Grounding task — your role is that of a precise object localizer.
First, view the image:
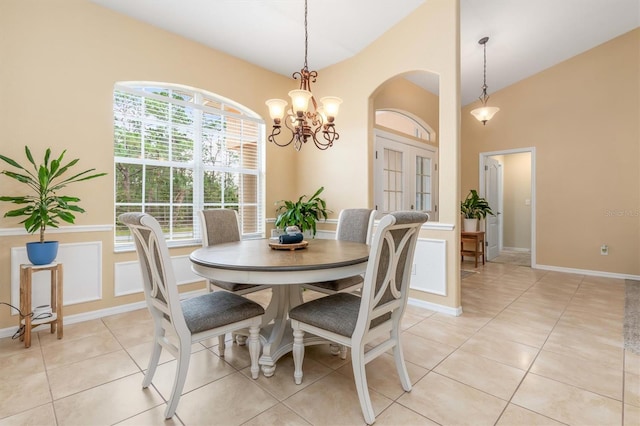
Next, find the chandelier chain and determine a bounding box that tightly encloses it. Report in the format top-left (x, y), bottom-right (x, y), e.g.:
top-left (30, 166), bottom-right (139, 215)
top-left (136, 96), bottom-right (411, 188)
top-left (303, 0), bottom-right (309, 71)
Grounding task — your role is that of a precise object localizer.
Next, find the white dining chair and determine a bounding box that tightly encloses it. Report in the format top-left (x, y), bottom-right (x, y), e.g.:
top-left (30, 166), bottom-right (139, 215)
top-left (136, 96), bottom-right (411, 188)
top-left (289, 211), bottom-right (428, 425)
top-left (199, 208), bottom-right (272, 350)
top-left (302, 208), bottom-right (376, 295)
top-left (119, 212), bottom-right (264, 419)
top-left (301, 208), bottom-right (376, 358)
top-left (199, 208), bottom-right (272, 295)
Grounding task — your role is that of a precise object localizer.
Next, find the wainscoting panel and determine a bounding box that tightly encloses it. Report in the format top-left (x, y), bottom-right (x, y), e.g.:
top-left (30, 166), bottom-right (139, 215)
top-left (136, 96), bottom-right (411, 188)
top-left (410, 238), bottom-right (447, 296)
top-left (11, 242), bottom-right (103, 314)
top-left (114, 255), bottom-right (203, 297)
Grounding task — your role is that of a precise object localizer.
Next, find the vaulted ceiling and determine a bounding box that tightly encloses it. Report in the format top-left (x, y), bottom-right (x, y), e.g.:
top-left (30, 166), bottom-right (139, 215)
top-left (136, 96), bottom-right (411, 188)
top-left (90, 0), bottom-right (639, 105)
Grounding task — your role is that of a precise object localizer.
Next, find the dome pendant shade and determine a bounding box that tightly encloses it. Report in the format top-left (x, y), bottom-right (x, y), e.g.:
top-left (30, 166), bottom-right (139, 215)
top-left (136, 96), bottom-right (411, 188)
top-left (470, 36), bottom-right (499, 125)
top-left (470, 106), bottom-right (500, 125)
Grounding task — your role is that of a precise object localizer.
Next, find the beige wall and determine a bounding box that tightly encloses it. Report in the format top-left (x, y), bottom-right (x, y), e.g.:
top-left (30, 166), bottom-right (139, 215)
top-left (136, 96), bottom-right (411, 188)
top-left (372, 75), bottom-right (440, 143)
top-left (0, 0), bottom-right (296, 329)
top-left (0, 0), bottom-right (462, 328)
top-left (462, 29), bottom-right (640, 275)
top-left (500, 153), bottom-right (532, 250)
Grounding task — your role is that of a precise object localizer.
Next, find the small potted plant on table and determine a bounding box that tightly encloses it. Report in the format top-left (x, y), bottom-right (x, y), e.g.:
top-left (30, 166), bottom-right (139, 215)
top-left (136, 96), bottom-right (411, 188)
top-left (460, 189), bottom-right (494, 232)
top-left (0, 146), bottom-right (107, 265)
top-left (274, 186), bottom-right (331, 238)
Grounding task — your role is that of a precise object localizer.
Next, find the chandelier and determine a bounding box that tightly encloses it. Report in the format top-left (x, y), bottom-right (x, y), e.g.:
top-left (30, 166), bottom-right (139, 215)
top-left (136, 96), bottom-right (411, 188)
top-left (265, 0), bottom-right (342, 151)
top-left (470, 36), bottom-right (500, 125)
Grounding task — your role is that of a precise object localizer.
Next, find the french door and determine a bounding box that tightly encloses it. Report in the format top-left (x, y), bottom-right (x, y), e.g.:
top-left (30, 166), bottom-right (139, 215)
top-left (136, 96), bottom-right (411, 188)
top-left (373, 129), bottom-right (438, 220)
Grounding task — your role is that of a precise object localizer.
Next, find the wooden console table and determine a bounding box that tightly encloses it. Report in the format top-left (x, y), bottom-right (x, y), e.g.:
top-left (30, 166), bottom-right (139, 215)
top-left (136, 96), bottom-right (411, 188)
top-left (19, 263), bottom-right (63, 348)
top-left (461, 231), bottom-right (485, 268)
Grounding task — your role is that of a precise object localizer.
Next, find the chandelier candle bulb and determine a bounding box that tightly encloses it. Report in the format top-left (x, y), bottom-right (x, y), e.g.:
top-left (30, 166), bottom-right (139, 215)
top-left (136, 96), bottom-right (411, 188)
top-left (266, 99), bottom-right (288, 121)
top-left (320, 96), bottom-right (342, 119)
top-left (289, 89), bottom-right (312, 113)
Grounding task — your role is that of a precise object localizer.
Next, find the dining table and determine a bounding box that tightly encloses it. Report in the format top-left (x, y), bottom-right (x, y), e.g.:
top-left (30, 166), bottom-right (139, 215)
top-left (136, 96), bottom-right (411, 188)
top-left (189, 237), bottom-right (370, 377)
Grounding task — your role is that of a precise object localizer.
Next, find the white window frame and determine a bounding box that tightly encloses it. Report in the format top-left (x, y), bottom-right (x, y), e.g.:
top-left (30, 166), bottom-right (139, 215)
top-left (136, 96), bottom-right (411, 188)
top-left (113, 82), bottom-right (266, 250)
top-left (373, 129), bottom-right (438, 221)
top-left (375, 108), bottom-right (436, 142)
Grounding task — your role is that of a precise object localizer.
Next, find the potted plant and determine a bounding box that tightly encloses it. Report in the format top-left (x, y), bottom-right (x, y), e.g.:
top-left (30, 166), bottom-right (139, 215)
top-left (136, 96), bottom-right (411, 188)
top-left (274, 186), bottom-right (331, 237)
top-left (460, 189), bottom-right (494, 232)
top-left (0, 146), bottom-right (107, 265)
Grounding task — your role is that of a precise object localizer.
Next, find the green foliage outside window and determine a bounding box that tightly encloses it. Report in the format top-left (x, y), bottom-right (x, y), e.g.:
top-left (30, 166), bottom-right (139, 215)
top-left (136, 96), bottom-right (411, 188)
top-left (114, 84), bottom-right (259, 243)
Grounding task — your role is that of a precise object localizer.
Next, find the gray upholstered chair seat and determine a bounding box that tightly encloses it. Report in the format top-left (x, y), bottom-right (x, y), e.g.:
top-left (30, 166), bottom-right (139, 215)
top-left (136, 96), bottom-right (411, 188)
top-left (182, 291), bottom-right (265, 333)
top-left (304, 275), bottom-right (364, 293)
top-left (209, 280), bottom-right (263, 293)
top-left (289, 292), bottom-right (391, 337)
top-left (289, 293), bottom-right (360, 337)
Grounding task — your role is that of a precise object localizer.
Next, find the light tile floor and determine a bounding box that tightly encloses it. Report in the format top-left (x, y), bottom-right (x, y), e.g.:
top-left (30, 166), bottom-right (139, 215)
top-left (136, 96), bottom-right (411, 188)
top-left (1, 261), bottom-right (638, 425)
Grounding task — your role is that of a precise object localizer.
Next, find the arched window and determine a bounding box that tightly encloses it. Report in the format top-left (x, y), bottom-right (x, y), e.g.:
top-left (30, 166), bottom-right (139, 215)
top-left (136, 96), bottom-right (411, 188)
top-left (113, 82), bottom-right (265, 248)
top-left (375, 109), bottom-right (435, 142)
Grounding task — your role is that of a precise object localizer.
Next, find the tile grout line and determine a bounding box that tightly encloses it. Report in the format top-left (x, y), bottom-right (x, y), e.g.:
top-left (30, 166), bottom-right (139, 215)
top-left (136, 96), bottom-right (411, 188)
top-left (494, 274), bottom-right (590, 425)
top-left (421, 267), bottom-right (594, 425)
top-left (443, 268), bottom-right (546, 424)
top-left (396, 265), bottom-right (545, 425)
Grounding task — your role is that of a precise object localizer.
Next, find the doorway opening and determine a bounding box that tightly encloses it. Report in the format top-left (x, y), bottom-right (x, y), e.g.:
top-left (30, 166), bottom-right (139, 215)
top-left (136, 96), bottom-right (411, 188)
top-left (479, 148), bottom-right (536, 268)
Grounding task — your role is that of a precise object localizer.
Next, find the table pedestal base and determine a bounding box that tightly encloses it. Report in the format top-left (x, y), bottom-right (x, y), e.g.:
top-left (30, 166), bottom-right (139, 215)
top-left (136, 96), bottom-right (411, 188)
top-left (259, 321), bottom-right (328, 376)
top-left (258, 284), bottom-right (329, 376)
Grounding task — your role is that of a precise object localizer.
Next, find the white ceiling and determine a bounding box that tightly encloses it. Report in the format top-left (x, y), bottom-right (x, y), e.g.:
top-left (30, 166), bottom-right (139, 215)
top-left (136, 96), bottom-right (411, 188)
top-left (90, 0), bottom-right (639, 106)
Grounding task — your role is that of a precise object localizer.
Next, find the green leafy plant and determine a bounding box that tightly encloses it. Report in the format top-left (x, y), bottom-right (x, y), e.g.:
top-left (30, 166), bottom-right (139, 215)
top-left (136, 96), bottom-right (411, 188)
top-left (0, 146), bottom-right (107, 243)
top-left (460, 189), bottom-right (495, 219)
top-left (275, 187), bottom-right (331, 237)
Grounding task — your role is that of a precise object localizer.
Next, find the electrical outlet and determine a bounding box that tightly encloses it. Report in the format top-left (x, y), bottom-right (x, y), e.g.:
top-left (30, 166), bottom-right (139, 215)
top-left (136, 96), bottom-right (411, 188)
top-left (600, 244), bottom-right (608, 255)
top-left (412, 264), bottom-right (417, 275)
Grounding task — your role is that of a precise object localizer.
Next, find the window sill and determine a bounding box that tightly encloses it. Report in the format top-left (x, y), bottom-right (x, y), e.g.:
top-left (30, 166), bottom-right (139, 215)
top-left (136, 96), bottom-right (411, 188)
top-left (115, 239), bottom-right (202, 254)
top-left (114, 235), bottom-right (266, 253)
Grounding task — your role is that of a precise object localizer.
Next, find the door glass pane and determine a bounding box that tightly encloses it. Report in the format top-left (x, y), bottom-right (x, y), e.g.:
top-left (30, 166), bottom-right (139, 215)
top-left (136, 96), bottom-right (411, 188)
top-left (415, 156), bottom-right (431, 211)
top-left (383, 148), bottom-right (403, 212)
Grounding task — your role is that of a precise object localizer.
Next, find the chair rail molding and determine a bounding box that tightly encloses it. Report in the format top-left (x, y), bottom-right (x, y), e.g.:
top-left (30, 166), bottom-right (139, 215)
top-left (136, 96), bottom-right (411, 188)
top-left (0, 224), bottom-right (113, 237)
top-left (267, 217), bottom-right (454, 232)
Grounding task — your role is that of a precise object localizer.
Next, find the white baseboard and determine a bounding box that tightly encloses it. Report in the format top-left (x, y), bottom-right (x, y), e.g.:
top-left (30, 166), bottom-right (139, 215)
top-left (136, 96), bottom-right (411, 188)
top-left (408, 297), bottom-right (462, 316)
top-left (502, 247), bottom-right (531, 253)
top-left (535, 264), bottom-right (640, 281)
top-left (0, 289), bottom-right (208, 339)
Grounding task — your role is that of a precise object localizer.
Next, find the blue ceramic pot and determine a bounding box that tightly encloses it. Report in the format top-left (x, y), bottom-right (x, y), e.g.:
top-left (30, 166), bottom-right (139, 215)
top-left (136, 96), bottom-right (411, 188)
top-left (26, 241), bottom-right (59, 265)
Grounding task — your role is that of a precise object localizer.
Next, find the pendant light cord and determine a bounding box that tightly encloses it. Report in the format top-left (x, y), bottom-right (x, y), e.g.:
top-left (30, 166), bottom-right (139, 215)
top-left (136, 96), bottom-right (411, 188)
top-left (482, 41), bottom-right (487, 92)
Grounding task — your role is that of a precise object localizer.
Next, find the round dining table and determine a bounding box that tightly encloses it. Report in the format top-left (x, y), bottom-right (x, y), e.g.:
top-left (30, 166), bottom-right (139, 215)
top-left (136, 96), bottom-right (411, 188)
top-left (189, 238), bottom-right (370, 376)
